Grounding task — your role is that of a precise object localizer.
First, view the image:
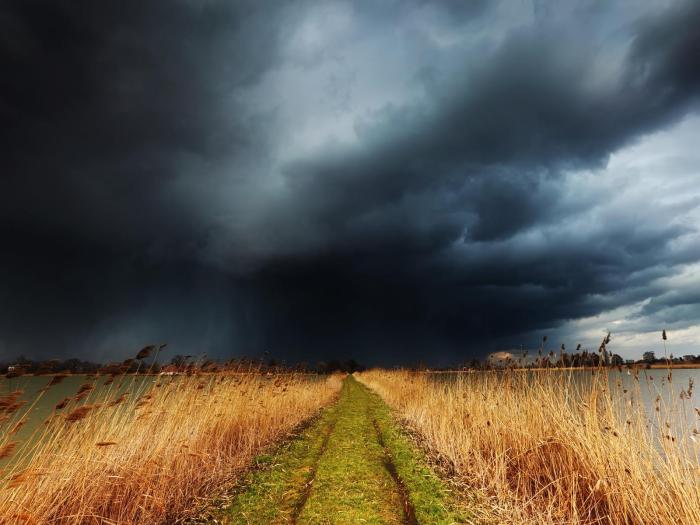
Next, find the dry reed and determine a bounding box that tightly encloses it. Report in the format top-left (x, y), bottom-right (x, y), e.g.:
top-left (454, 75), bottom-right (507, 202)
top-left (0, 366), bottom-right (342, 524)
top-left (357, 368), bottom-right (700, 525)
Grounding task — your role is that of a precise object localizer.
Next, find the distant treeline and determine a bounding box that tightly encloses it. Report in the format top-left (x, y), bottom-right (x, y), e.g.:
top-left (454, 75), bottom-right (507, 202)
top-left (0, 353), bottom-right (366, 376)
top-left (3, 331), bottom-right (692, 376)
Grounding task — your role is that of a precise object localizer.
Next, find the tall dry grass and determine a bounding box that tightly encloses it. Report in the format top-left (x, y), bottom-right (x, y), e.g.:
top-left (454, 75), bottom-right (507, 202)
top-left (0, 365), bottom-right (342, 524)
top-left (357, 368), bottom-right (700, 524)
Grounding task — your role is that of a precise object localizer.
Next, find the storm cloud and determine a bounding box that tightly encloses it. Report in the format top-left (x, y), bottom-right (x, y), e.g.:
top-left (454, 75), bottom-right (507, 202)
top-left (1, 0), bottom-right (699, 365)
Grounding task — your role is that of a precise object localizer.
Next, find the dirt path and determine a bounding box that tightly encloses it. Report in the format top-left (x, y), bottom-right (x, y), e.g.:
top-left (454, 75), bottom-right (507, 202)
top-left (293, 377), bottom-right (411, 524)
top-left (221, 377), bottom-right (465, 525)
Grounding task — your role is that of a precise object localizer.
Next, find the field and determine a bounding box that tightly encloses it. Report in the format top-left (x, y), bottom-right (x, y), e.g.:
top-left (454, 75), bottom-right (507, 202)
top-left (2, 366), bottom-right (700, 524)
top-left (357, 368), bottom-right (700, 525)
top-left (0, 365), bottom-right (341, 524)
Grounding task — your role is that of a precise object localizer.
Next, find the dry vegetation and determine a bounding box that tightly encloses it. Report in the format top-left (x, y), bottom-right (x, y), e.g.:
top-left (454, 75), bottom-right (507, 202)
top-left (0, 358), bottom-right (342, 524)
top-left (357, 368), bottom-right (700, 525)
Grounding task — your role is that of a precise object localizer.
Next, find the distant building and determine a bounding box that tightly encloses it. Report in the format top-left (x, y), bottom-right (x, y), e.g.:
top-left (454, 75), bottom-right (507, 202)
top-left (487, 351), bottom-right (518, 367)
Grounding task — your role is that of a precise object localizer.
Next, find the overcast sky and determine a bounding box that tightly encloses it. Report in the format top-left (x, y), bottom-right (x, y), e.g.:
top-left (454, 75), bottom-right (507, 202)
top-left (1, 0), bottom-right (699, 365)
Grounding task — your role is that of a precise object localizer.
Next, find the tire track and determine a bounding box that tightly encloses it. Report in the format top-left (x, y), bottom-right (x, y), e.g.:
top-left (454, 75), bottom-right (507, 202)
top-left (372, 418), bottom-right (418, 525)
top-left (289, 414), bottom-right (338, 524)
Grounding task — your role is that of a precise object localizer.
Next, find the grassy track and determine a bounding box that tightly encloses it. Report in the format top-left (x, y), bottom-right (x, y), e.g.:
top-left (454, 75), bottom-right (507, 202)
top-left (222, 376), bottom-right (466, 525)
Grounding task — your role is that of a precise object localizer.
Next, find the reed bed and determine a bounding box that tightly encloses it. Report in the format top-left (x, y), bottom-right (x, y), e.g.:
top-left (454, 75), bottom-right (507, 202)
top-left (357, 368), bottom-right (700, 525)
top-left (0, 364), bottom-right (342, 524)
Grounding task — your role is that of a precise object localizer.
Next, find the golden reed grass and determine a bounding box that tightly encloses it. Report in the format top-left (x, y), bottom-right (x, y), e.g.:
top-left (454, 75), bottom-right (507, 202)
top-left (357, 368), bottom-right (700, 525)
top-left (0, 367), bottom-right (342, 524)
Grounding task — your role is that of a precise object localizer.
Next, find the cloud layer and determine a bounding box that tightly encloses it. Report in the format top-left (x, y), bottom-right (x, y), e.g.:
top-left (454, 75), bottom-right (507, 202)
top-left (1, 0), bottom-right (699, 364)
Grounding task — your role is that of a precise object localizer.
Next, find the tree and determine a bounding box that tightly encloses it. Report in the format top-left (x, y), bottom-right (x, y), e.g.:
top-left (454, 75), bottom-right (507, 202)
top-left (642, 351), bottom-right (656, 363)
top-left (344, 359), bottom-right (364, 373)
top-left (63, 358), bottom-right (82, 372)
top-left (170, 355), bottom-right (189, 367)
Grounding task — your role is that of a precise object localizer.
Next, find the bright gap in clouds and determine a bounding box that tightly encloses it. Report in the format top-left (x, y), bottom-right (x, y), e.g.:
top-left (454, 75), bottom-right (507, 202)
top-left (554, 115), bottom-right (700, 359)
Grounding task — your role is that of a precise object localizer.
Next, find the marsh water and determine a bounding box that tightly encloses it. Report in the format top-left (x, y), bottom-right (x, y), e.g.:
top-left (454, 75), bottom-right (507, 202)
top-left (3, 368), bottom-right (700, 466)
top-left (430, 367), bottom-right (700, 438)
top-left (0, 374), bottom-right (153, 466)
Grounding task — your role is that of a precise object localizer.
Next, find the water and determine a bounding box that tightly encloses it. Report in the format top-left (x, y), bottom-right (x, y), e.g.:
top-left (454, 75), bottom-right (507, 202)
top-left (3, 369), bottom-right (699, 466)
top-left (0, 374), bottom-right (153, 467)
top-left (0, 372), bottom-right (322, 464)
top-left (428, 367), bottom-right (700, 438)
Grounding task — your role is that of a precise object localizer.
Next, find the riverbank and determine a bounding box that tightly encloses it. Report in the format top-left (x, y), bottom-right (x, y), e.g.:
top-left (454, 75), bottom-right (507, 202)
top-left (0, 371), bottom-right (341, 524)
top-left (357, 369), bottom-right (700, 525)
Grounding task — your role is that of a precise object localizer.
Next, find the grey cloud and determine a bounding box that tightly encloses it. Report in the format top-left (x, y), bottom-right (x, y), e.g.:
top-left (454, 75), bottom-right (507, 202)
top-left (1, 0), bottom-right (699, 365)
top-left (268, 1), bottom-right (700, 256)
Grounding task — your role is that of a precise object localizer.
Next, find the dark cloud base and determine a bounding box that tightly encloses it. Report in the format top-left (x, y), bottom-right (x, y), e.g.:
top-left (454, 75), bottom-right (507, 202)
top-left (1, 1), bottom-right (699, 366)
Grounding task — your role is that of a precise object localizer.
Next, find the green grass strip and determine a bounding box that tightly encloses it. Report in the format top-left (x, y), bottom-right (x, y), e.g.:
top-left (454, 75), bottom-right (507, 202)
top-left (222, 398), bottom-right (340, 524)
top-left (221, 376), bottom-right (467, 525)
top-left (366, 382), bottom-right (469, 525)
top-left (295, 376), bottom-right (405, 524)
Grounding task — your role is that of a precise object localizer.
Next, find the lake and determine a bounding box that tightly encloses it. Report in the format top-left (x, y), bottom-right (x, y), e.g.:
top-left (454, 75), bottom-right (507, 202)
top-left (428, 367), bottom-right (700, 439)
top-left (3, 368), bottom-right (699, 468)
top-left (0, 374), bottom-right (154, 467)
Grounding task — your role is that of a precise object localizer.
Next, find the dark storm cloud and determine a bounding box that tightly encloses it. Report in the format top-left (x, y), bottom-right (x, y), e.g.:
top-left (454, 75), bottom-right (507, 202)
top-left (1, 0), bottom-right (290, 249)
top-left (245, 0), bottom-right (700, 360)
top-left (0, 0), bottom-right (296, 361)
top-left (638, 284), bottom-right (700, 329)
top-left (272, 0), bottom-right (700, 252)
top-left (1, 0), bottom-right (699, 365)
